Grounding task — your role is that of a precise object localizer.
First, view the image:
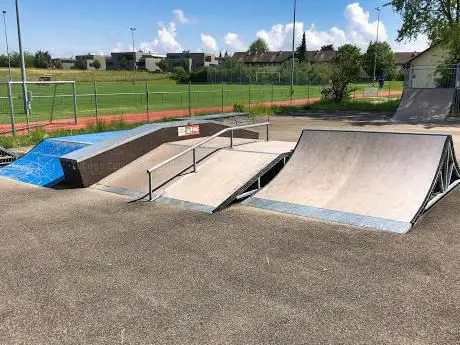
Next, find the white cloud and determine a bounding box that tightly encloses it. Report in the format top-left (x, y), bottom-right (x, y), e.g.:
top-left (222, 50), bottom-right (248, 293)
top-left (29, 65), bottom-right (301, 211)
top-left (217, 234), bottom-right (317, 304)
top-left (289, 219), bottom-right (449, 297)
top-left (201, 33), bottom-right (218, 52)
top-left (225, 32), bottom-right (247, 51)
top-left (173, 9), bottom-right (189, 24)
top-left (248, 2), bottom-right (420, 52)
top-left (391, 34), bottom-right (429, 52)
top-left (157, 22), bottom-right (183, 52)
top-left (111, 42), bottom-right (125, 53)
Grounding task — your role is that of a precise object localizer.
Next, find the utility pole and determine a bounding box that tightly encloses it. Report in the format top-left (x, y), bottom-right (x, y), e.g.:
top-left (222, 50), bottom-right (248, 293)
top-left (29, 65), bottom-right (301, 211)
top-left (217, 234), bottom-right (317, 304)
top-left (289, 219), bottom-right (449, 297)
top-left (2, 10), bottom-right (12, 81)
top-left (290, 0), bottom-right (297, 102)
top-left (15, 0), bottom-right (29, 116)
top-left (372, 6), bottom-right (381, 86)
top-left (130, 27), bottom-right (136, 84)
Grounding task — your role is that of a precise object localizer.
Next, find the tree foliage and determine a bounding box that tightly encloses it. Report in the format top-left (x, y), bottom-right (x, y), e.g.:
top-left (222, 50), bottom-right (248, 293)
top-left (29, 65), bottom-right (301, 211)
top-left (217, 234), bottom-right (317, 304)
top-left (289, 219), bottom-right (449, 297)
top-left (362, 41), bottom-right (396, 80)
top-left (33, 50), bottom-right (51, 69)
top-left (392, 0), bottom-right (460, 43)
top-left (321, 44), bottom-right (362, 102)
top-left (54, 59), bottom-right (63, 69)
top-left (296, 32), bottom-right (308, 62)
top-left (92, 59), bottom-right (102, 70)
top-left (248, 38), bottom-right (269, 54)
top-left (157, 58), bottom-right (168, 72)
top-left (320, 44), bottom-right (334, 51)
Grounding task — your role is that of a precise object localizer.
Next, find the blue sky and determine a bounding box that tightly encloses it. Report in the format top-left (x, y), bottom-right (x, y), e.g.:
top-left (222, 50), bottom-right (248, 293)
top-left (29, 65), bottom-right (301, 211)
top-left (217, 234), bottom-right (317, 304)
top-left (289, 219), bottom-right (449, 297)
top-left (0, 0), bottom-right (429, 58)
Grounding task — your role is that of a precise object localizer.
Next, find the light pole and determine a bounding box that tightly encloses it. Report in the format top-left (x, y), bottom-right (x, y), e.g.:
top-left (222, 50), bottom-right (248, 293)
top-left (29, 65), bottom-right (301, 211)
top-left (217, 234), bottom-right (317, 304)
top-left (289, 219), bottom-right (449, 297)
top-left (372, 6), bottom-right (381, 86)
top-left (130, 27), bottom-right (136, 84)
top-left (290, 0), bottom-right (297, 102)
top-left (15, 0), bottom-right (29, 117)
top-left (2, 10), bottom-right (12, 81)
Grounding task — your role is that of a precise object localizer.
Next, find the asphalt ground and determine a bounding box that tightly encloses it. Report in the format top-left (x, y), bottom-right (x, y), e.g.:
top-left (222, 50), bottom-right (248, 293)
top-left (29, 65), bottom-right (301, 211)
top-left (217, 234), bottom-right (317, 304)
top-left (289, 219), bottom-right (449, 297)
top-left (0, 114), bottom-right (459, 344)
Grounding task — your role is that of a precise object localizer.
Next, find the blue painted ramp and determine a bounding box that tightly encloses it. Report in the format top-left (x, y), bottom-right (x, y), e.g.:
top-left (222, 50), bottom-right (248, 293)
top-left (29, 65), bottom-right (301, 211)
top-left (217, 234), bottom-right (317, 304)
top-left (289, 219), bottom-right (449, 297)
top-left (0, 131), bottom-right (127, 187)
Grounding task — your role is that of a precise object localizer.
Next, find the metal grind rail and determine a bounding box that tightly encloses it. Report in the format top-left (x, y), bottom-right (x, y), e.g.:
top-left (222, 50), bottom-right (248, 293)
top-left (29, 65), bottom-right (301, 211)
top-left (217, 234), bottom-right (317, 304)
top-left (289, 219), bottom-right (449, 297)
top-left (146, 121), bottom-right (271, 201)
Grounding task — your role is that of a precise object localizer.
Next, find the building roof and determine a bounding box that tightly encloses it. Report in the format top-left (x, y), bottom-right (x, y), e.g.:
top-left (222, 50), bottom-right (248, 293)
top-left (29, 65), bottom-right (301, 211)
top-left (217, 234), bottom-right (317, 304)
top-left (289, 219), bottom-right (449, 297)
top-left (232, 51), bottom-right (292, 64)
top-left (394, 52), bottom-right (419, 65)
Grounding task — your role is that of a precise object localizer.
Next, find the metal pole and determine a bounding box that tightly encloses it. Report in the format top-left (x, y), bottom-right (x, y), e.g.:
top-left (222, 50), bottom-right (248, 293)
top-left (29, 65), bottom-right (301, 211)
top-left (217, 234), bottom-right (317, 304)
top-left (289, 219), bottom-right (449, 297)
top-left (93, 81), bottom-right (99, 121)
top-left (15, 0), bottom-right (29, 118)
top-left (148, 171), bottom-right (152, 201)
top-left (145, 81), bottom-right (150, 121)
top-left (192, 148), bottom-right (197, 173)
top-left (266, 121), bottom-right (270, 141)
top-left (221, 80), bottom-right (224, 113)
top-left (2, 11), bottom-right (12, 81)
top-left (249, 78), bottom-right (251, 109)
top-left (72, 82), bottom-right (78, 124)
top-left (188, 81), bottom-right (192, 116)
top-left (230, 129), bottom-right (234, 148)
top-left (7, 81), bottom-right (15, 135)
top-left (290, 0), bottom-right (297, 103)
top-left (373, 7), bottom-right (381, 86)
top-left (130, 27), bottom-right (136, 85)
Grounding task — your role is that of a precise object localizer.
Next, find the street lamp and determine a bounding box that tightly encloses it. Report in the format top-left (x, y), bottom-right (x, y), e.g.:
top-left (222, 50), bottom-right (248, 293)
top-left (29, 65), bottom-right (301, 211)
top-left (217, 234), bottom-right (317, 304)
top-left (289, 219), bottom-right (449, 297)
top-left (372, 2), bottom-right (392, 86)
top-left (130, 27), bottom-right (136, 84)
top-left (290, 0), bottom-right (297, 102)
top-left (15, 0), bottom-right (29, 117)
top-left (2, 10), bottom-right (12, 81)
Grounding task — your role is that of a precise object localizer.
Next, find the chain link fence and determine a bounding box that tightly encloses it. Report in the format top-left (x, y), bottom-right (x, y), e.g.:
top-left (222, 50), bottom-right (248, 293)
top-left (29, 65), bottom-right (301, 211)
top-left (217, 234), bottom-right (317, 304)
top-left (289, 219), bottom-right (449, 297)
top-left (0, 79), bottom-right (404, 134)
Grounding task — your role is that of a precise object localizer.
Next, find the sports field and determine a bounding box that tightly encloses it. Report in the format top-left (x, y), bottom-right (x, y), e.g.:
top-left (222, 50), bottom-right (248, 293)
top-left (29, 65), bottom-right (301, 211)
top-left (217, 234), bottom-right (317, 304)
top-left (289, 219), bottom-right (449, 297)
top-left (0, 68), bottom-right (404, 125)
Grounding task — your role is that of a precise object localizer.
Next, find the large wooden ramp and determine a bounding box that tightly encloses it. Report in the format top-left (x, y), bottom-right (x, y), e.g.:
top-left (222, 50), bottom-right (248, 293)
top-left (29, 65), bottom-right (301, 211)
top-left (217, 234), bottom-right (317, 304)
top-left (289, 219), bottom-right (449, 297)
top-left (392, 88), bottom-right (456, 123)
top-left (243, 130), bottom-right (460, 234)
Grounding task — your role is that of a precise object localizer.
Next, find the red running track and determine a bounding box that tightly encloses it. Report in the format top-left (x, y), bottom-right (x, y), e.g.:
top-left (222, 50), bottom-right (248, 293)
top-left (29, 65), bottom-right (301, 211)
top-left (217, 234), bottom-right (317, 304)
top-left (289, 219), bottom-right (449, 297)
top-left (0, 90), bottom-right (402, 135)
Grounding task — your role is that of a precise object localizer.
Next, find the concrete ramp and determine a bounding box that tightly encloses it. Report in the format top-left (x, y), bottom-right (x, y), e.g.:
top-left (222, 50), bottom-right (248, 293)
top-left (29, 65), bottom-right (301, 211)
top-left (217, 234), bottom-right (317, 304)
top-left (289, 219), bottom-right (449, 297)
top-left (60, 121), bottom-right (258, 187)
top-left (243, 130), bottom-right (460, 234)
top-left (156, 141), bottom-right (295, 212)
top-left (92, 137), bottom-right (258, 199)
top-left (393, 88), bottom-right (455, 122)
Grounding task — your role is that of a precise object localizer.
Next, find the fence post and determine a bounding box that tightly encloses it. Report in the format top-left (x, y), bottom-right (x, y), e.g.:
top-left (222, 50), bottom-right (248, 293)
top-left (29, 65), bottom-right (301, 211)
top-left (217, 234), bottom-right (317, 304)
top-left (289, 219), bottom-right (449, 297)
top-left (221, 80), bottom-right (224, 113)
top-left (456, 63), bottom-right (460, 89)
top-left (93, 81), bottom-right (99, 122)
top-left (7, 81), bottom-right (16, 136)
top-left (271, 81), bottom-right (274, 107)
top-left (404, 66), bottom-right (413, 89)
top-left (72, 82), bottom-right (78, 124)
top-left (188, 81), bottom-right (192, 116)
top-left (248, 79), bottom-right (251, 109)
top-left (145, 81), bottom-right (150, 121)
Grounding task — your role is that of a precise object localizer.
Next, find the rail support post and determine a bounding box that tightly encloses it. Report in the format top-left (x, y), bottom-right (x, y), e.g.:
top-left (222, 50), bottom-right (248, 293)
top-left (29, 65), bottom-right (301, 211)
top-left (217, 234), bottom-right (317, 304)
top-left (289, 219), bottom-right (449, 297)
top-left (193, 148), bottom-right (197, 173)
top-left (148, 171), bottom-right (153, 201)
top-left (72, 82), bottom-right (78, 124)
top-left (7, 81), bottom-right (16, 136)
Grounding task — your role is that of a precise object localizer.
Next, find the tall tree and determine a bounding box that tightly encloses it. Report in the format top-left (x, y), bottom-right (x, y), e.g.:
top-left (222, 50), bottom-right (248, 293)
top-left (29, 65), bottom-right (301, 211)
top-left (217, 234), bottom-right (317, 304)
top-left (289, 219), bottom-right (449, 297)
top-left (321, 44), bottom-right (362, 102)
top-left (392, 0), bottom-right (460, 43)
top-left (248, 38), bottom-right (269, 54)
top-left (362, 41), bottom-right (396, 80)
top-left (296, 32), bottom-right (307, 62)
top-left (33, 50), bottom-right (51, 69)
top-left (320, 44), bottom-right (334, 51)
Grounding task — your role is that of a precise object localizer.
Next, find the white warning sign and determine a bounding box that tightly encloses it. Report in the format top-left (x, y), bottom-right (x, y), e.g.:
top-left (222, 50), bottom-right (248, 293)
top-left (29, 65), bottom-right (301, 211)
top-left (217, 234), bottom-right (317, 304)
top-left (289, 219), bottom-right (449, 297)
top-left (178, 125), bottom-right (200, 137)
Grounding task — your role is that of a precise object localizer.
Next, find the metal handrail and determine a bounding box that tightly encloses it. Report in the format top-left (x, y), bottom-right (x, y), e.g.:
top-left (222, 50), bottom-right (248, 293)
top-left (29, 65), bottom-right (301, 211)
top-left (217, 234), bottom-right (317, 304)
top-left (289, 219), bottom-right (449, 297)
top-left (146, 121), bottom-right (271, 201)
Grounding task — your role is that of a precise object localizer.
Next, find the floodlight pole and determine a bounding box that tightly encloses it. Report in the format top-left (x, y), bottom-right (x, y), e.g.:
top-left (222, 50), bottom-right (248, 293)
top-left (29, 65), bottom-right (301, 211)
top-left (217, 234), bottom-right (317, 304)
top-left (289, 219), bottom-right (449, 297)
top-left (373, 6), bottom-right (383, 86)
top-left (290, 0), bottom-right (297, 102)
top-left (130, 27), bottom-right (136, 85)
top-left (15, 0), bottom-right (29, 117)
top-left (2, 10), bottom-right (12, 81)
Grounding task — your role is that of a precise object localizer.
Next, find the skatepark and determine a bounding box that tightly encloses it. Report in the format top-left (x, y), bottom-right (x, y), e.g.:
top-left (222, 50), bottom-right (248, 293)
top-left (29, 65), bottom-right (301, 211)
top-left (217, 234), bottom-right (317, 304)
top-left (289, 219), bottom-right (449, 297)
top-left (1, 107), bottom-right (460, 344)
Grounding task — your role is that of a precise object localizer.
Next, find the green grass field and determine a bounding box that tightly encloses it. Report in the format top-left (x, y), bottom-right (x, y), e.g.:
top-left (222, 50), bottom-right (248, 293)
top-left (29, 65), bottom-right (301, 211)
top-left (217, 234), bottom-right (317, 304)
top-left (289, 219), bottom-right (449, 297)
top-left (0, 68), bottom-right (404, 125)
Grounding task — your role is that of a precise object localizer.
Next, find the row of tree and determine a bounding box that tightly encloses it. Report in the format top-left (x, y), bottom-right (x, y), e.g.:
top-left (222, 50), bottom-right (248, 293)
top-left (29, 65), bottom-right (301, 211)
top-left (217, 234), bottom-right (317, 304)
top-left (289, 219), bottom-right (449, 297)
top-left (0, 50), bottom-right (53, 69)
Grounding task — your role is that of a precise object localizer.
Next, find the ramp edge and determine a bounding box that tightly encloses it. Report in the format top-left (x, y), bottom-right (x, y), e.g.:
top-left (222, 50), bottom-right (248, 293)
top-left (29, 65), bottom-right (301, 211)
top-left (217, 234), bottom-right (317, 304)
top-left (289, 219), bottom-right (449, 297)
top-left (242, 197), bottom-right (412, 234)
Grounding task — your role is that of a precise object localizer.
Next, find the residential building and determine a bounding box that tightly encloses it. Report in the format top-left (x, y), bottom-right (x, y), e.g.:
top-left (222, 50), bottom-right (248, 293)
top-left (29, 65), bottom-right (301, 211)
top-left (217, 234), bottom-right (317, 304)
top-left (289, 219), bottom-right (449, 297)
top-left (166, 51), bottom-right (218, 71)
top-left (232, 50), bottom-right (338, 71)
top-left (109, 52), bottom-right (165, 72)
top-left (75, 54), bottom-right (107, 70)
top-left (405, 45), bottom-right (450, 88)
